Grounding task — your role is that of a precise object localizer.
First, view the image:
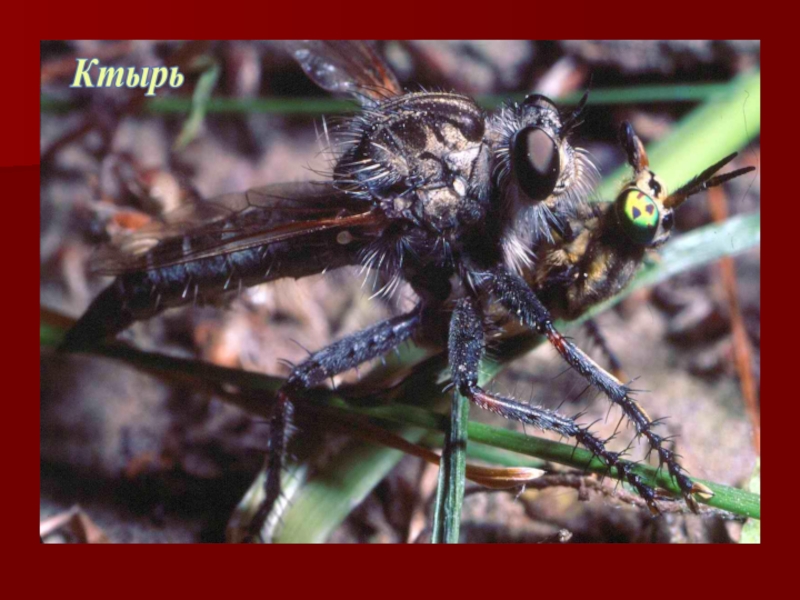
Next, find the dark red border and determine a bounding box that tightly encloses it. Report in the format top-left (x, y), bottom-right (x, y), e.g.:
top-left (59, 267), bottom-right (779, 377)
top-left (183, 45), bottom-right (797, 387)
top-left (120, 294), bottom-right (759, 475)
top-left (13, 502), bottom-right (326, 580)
top-left (11, 1), bottom-right (776, 594)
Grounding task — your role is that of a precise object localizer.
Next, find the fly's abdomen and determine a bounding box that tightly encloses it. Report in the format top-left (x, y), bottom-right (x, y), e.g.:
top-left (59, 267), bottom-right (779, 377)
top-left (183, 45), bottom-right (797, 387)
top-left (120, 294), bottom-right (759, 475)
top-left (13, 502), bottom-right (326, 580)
top-left (61, 230), bottom-right (359, 350)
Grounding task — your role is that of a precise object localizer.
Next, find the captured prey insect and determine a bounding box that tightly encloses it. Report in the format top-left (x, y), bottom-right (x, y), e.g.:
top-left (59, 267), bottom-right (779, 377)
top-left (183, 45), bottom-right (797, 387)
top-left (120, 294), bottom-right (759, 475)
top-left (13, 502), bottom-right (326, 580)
top-left (61, 40), bottom-right (749, 540)
top-left (528, 121), bottom-right (756, 322)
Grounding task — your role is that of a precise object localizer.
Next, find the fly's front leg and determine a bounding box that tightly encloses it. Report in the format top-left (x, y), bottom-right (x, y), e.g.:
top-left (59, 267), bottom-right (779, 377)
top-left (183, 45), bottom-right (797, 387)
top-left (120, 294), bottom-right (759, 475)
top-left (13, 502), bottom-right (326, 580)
top-left (487, 268), bottom-right (712, 510)
top-left (449, 297), bottom-right (657, 507)
top-left (249, 307), bottom-right (422, 541)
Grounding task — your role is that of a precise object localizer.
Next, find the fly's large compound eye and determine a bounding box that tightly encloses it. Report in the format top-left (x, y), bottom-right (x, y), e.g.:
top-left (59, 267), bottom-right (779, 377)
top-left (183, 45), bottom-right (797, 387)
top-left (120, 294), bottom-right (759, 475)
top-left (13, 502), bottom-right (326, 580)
top-left (513, 126), bottom-right (560, 202)
top-left (616, 188), bottom-right (660, 244)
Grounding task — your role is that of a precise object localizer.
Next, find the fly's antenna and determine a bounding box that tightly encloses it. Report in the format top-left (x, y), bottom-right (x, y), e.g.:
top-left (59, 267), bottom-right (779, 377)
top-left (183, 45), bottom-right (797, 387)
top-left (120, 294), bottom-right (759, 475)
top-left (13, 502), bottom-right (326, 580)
top-left (664, 153), bottom-right (756, 209)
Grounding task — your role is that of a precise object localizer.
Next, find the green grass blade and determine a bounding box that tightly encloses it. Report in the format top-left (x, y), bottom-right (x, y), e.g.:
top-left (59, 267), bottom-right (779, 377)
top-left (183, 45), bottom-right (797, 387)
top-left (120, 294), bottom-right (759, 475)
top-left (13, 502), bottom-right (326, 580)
top-left (40, 323), bottom-right (63, 347)
top-left (273, 439), bottom-right (410, 543)
top-left (355, 405), bottom-right (760, 520)
top-left (740, 460), bottom-right (761, 542)
top-left (173, 60), bottom-right (220, 150)
top-left (635, 213), bottom-right (759, 289)
top-left (431, 392), bottom-right (469, 543)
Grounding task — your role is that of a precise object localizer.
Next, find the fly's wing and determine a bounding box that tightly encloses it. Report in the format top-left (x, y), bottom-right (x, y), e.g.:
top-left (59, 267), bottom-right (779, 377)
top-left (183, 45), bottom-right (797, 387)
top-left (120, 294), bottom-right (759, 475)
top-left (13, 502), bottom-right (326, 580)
top-left (91, 181), bottom-right (387, 275)
top-left (285, 40), bottom-right (403, 106)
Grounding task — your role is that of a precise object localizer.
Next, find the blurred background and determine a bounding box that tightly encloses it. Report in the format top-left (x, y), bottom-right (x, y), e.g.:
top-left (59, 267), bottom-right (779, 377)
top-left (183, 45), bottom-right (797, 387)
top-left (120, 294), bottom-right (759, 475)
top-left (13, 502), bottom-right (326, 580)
top-left (40, 40), bottom-right (760, 543)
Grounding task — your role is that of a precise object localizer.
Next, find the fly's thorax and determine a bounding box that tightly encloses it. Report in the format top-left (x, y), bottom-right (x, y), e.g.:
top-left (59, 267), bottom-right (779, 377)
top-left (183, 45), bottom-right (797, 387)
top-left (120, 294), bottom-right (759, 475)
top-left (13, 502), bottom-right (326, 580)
top-left (333, 92), bottom-right (491, 234)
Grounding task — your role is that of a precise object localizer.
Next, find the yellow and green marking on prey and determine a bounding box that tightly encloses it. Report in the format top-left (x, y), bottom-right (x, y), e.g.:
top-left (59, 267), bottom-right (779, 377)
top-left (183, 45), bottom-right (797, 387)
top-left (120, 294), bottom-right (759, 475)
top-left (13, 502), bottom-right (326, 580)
top-left (616, 187), bottom-right (660, 245)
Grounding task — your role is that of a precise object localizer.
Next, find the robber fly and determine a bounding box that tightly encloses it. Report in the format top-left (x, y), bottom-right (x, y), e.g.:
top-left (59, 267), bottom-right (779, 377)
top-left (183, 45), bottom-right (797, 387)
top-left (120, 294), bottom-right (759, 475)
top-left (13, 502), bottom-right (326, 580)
top-left (61, 41), bottom-right (750, 540)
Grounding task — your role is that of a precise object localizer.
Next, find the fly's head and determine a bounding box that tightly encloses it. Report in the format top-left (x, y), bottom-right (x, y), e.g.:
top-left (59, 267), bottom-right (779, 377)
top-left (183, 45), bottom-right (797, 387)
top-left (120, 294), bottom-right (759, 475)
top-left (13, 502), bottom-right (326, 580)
top-left (493, 94), bottom-right (599, 239)
top-left (492, 93), bottom-right (599, 270)
top-left (614, 121), bottom-right (755, 249)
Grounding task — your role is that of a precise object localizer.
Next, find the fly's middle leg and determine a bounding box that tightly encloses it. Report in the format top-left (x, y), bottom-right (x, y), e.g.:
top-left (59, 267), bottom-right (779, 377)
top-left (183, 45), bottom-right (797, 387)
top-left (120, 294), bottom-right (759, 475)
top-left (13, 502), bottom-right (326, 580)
top-left (248, 308), bottom-right (423, 541)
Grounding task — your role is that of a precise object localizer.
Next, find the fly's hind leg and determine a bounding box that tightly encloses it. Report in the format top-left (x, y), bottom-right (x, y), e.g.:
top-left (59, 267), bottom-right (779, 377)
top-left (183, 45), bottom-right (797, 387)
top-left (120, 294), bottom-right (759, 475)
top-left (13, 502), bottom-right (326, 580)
top-left (448, 297), bottom-right (658, 508)
top-left (249, 307), bottom-right (423, 541)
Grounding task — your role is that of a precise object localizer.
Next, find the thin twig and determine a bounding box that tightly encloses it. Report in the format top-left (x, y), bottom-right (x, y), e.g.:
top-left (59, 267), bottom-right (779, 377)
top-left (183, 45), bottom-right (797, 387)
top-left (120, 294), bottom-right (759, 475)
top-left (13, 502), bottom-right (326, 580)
top-left (708, 186), bottom-right (760, 455)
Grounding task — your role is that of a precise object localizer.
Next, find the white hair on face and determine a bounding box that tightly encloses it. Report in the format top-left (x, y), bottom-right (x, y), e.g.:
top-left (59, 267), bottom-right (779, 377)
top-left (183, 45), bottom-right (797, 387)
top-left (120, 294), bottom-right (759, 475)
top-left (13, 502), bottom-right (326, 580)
top-left (489, 101), bottom-right (600, 274)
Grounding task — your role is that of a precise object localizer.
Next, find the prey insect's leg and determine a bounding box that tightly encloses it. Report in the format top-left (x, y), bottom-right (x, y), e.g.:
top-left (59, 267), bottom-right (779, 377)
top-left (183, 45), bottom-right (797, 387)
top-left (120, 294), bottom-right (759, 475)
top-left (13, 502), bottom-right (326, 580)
top-left (584, 318), bottom-right (627, 381)
top-left (488, 268), bottom-right (710, 510)
top-left (448, 297), bottom-right (657, 507)
top-left (250, 307), bottom-right (423, 540)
